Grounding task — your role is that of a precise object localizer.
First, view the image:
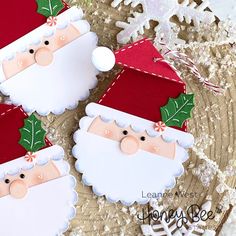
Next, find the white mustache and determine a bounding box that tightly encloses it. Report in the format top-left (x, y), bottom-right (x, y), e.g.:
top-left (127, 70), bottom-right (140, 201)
top-left (73, 131), bottom-right (188, 206)
top-left (0, 175), bottom-right (77, 236)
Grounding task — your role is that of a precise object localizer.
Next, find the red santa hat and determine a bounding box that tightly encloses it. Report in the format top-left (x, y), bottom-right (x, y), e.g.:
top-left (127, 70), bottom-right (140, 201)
top-left (0, 104), bottom-right (66, 179)
top-left (84, 39), bottom-right (194, 148)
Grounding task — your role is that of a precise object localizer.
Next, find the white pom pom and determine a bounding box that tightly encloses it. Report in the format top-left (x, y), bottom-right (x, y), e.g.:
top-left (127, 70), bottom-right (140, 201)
top-left (92, 47), bottom-right (115, 72)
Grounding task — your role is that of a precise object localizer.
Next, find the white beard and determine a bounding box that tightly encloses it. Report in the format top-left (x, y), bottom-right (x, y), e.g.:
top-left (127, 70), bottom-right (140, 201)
top-left (73, 131), bottom-right (188, 206)
top-left (0, 32), bottom-right (98, 115)
top-left (0, 175), bottom-right (77, 236)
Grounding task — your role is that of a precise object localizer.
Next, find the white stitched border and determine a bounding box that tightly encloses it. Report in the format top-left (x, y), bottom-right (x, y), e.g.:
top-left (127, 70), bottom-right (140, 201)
top-left (100, 39), bottom-right (188, 132)
top-left (99, 69), bottom-right (125, 104)
top-left (115, 39), bottom-right (184, 85)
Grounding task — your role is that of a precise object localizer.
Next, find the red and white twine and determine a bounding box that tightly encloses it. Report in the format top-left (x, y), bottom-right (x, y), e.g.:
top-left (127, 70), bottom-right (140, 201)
top-left (155, 42), bottom-right (225, 95)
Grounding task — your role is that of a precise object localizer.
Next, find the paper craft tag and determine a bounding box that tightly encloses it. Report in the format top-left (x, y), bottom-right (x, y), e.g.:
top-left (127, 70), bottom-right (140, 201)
top-left (0, 7), bottom-right (99, 115)
top-left (73, 103), bottom-right (193, 205)
top-left (0, 104), bottom-right (77, 236)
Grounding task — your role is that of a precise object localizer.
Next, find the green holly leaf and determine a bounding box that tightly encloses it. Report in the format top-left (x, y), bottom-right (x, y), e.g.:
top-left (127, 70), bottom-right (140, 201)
top-left (36, 0), bottom-right (64, 17)
top-left (19, 114), bottom-right (46, 153)
top-left (160, 93), bottom-right (195, 128)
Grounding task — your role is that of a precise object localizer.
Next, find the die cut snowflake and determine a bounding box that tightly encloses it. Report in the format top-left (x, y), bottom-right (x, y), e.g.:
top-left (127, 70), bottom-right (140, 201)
top-left (111, 0), bottom-right (215, 47)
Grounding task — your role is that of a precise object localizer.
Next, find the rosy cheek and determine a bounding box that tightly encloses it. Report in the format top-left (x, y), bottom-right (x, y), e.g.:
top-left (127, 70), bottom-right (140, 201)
top-left (103, 129), bottom-right (113, 138)
top-left (31, 171), bottom-right (44, 185)
top-left (17, 56), bottom-right (31, 69)
top-left (150, 145), bottom-right (160, 154)
top-left (55, 35), bottom-right (68, 48)
top-left (0, 183), bottom-right (10, 197)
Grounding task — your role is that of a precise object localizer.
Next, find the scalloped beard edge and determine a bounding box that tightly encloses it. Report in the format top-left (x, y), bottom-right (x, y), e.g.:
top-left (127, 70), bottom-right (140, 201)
top-left (0, 32), bottom-right (98, 115)
top-left (0, 175), bottom-right (76, 236)
top-left (73, 131), bottom-right (188, 205)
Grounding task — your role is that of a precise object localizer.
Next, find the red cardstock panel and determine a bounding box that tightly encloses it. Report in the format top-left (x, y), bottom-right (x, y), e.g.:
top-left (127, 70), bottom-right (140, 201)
top-left (115, 39), bottom-right (183, 83)
top-left (0, 1), bottom-right (68, 49)
top-left (99, 39), bottom-right (187, 131)
top-left (0, 104), bottom-right (51, 165)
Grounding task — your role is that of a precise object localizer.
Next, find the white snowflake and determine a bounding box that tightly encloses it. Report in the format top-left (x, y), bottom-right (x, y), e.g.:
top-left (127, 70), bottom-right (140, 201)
top-left (208, 0), bottom-right (236, 23)
top-left (219, 207), bottom-right (236, 236)
top-left (111, 0), bottom-right (215, 47)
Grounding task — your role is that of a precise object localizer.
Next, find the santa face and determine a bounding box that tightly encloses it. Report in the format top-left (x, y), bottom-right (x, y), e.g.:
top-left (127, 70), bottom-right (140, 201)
top-left (73, 116), bottom-right (189, 205)
top-left (88, 117), bottom-right (176, 158)
top-left (0, 24), bottom-right (98, 115)
top-left (0, 161), bottom-right (60, 198)
top-left (0, 161), bottom-right (77, 236)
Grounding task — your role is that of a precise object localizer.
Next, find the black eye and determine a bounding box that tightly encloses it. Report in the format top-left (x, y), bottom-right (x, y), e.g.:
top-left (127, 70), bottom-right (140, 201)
top-left (44, 40), bottom-right (49, 45)
top-left (140, 136), bottom-right (146, 141)
top-left (20, 174), bottom-right (25, 179)
top-left (123, 130), bottom-right (128, 135)
top-left (29, 49), bottom-right (34, 54)
top-left (4, 179), bottom-right (10, 184)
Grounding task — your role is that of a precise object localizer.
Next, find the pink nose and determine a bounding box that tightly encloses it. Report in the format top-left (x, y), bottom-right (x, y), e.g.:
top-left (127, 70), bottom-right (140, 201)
top-left (120, 136), bottom-right (140, 155)
top-left (9, 180), bottom-right (28, 199)
top-left (35, 47), bottom-right (53, 66)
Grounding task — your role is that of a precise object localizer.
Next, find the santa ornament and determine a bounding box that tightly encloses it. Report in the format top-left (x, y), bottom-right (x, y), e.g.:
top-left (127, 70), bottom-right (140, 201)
top-left (0, 1), bottom-right (115, 115)
top-left (0, 104), bottom-right (77, 236)
top-left (72, 39), bottom-right (195, 206)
